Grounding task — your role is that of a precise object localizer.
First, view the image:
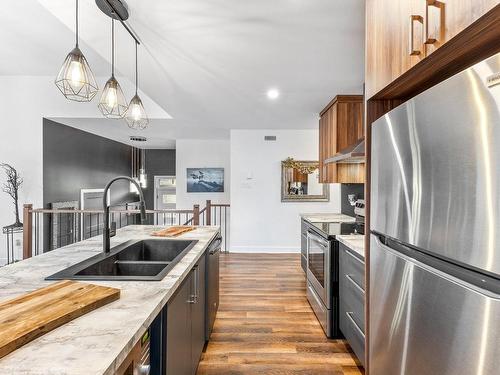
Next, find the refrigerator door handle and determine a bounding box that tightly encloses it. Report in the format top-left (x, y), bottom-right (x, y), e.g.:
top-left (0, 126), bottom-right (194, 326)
top-left (372, 234), bottom-right (500, 298)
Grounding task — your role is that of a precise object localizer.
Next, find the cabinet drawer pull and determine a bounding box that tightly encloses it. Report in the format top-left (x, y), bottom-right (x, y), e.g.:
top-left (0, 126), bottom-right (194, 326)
top-left (345, 274), bottom-right (365, 295)
top-left (344, 248), bottom-right (365, 265)
top-left (194, 265), bottom-right (199, 304)
top-left (425, 0), bottom-right (444, 44)
top-left (346, 311), bottom-right (365, 339)
top-left (409, 15), bottom-right (424, 56)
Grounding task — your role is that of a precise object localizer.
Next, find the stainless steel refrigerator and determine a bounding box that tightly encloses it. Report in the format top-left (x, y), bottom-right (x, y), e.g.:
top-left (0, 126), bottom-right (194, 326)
top-left (370, 52), bottom-right (500, 374)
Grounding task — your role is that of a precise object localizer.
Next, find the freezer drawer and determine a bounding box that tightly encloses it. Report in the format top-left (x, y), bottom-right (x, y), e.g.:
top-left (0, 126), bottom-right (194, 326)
top-left (370, 234), bottom-right (500, 375)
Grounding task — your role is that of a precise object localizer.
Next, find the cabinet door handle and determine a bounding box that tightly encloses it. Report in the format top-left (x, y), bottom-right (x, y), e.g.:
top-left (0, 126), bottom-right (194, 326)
top-left (425, 0), bottom-right (444, 44)
top-left (344, 247), bottom-right (365, 266)
top-left (188, 266), bottom-right (199, 304)
top-left (409, 15), bottom-right (424, 56)
top-left (193, 265), bottom-right (199, 303)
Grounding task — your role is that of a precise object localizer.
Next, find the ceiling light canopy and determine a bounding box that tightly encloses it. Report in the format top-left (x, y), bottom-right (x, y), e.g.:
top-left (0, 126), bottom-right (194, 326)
top-left (267, 88), bottom-right (280, 100)
top-left (98, 19), bottom-right (128, 119)
top-left (55, 0), bottom-right (98, 102)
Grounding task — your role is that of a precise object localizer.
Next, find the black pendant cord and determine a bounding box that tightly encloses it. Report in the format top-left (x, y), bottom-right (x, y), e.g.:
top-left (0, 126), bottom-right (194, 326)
top-left (135, 41), bottom-right (138, 95)
top-left (75, 0), bottom-right (79, 47)
top-left (111, 19), bottom-right (115, 77)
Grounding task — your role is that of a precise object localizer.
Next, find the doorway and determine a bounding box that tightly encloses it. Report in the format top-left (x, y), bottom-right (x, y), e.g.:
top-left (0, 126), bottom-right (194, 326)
top-left (154, 176), bottom-right (176, 225)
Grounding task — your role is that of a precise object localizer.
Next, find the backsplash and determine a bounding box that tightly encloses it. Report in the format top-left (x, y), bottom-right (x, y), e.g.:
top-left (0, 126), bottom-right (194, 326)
top-left (340, 183), bottom-right (364, 217)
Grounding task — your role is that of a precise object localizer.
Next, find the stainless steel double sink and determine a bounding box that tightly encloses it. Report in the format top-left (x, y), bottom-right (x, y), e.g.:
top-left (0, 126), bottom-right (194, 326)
top-left (46, 239), bottom-right (198, 281)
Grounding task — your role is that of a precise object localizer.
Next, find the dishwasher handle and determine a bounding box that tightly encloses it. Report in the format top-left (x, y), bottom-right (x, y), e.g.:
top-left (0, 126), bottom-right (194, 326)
top-left (208, 235), bottom-right (222, 255)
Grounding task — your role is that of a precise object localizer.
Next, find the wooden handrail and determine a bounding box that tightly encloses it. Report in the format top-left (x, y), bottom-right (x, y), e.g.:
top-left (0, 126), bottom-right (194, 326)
top-left (20, 201), bottom-right (230, 259)
top-left (29, 208), bottom-right (195, 214)
top-left (211, 203), bottom-right (230, 207)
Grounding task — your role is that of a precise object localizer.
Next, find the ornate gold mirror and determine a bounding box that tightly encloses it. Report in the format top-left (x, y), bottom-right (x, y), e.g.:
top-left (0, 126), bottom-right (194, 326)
top-left (281, 158), bottom-right (329, 202)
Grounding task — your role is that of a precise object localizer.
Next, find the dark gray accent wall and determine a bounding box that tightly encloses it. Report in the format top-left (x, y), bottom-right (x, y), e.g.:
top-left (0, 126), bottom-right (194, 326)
top-left (143, 149), bottom-right (176, 209)
top-left (340, 183), bottom-right (364, 217)
top-left (43, 119), bottom-right (135, 207)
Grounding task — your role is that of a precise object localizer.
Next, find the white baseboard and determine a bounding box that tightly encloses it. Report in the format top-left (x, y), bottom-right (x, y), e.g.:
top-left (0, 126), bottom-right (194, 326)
top-left (229, 246), bottom-right (300, 254)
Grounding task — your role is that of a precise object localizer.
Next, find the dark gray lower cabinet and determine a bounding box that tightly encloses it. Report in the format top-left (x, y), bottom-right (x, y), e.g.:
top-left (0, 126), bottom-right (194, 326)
top-left (205, 236), bottom-right (221, 341)
top-left (339, 243), bottom-right (365, 367)
top-left (166, 273), bottom-right (191, 375)
top-left (166, 253), bottom-right (206, 375)
top-left (191, 255), bottom-right (206, 374)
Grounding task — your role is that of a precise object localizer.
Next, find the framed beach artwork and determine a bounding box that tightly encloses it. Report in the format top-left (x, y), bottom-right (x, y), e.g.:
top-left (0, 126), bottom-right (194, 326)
top-left (186, 168), bottom-right (224, 193)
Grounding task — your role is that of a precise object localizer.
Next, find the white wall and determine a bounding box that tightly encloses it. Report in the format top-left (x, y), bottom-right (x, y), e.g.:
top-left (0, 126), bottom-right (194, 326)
top-left (0, 76), bottom-right (90, 263)
top-left (175, 139), bottom-right (231, 210)
top-left (0, 75), bottom-right (160, 264)
top-left (230, 129), bottom-right (341, 253)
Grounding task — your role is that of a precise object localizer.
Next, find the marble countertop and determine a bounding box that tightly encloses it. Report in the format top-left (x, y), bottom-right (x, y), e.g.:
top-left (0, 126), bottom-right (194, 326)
top-left (300, 213), bottom-right (355, 223)
top-left (0, 225), bottom-right (219, 375)
top-left (337, 234), bottom-right (365, 259)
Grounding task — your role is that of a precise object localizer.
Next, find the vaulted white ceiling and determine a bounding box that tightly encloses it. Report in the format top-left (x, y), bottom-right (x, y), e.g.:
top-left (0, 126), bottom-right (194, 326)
top-left (2, 0), bottom-right (365, 148)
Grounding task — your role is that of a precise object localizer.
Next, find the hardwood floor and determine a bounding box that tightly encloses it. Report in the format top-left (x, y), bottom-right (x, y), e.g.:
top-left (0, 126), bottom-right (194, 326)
top-left (197, 253), bottom-right (364, 375)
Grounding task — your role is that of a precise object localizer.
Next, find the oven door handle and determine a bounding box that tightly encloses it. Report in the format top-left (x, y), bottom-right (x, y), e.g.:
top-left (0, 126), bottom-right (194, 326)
top-left (307, 231), bottom-right (329, 248)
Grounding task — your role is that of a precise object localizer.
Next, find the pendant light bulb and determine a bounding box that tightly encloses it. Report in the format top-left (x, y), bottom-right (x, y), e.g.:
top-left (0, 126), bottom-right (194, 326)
top-left (106, 85), bottom-right (118, 108)
top-left (98, 19), bottom-right (128, 119)
top-left (125, 42), bottom-right (149, 129)
top-left (55, 0), bottom-right (98, 101)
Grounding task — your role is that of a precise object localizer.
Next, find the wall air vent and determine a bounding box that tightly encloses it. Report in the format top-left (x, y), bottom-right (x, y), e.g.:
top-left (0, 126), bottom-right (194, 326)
top-left (264, 136), bottom-right (277, 141)
top-left (129, 136), bottom-right (147, 142)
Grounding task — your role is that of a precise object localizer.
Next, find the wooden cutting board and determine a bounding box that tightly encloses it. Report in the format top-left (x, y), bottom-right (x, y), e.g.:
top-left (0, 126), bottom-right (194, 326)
top-left (151, 226), bottom-right (196, 237)
top-left (0, 280), bottom-right (120, 359)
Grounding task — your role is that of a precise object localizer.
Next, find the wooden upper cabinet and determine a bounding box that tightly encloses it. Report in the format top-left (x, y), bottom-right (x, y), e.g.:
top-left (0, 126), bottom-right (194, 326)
top-left (366, 0), bottom-right (499, 98)
top-left (424, 0), bottom-right (499, 55)
top-left (318, 95), bottom-right (364, 184)
top-left (366, 0), bottom-right (415, 99)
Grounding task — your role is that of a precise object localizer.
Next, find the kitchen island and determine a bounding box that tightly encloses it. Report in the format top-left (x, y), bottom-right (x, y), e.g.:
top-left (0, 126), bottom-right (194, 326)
top-left (0, 225), bottom-right (219, 375)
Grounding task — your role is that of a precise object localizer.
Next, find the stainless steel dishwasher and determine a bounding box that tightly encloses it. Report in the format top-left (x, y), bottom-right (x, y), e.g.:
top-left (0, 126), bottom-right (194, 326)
top-left (205, 234), bottom-right (222, 341)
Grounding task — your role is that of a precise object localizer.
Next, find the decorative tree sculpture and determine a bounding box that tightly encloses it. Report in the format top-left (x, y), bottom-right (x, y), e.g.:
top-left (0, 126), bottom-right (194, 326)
top-left (0, 163), bottom-right (23, 228)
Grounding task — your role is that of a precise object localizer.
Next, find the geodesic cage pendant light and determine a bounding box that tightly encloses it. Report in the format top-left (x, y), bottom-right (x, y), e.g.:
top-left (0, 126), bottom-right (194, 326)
top-left (125, 41), bottom-right (149, 129)
top-left (55, 0), bottom-right (98, 102)
top-left (98, 19), bottom-right (128, 119)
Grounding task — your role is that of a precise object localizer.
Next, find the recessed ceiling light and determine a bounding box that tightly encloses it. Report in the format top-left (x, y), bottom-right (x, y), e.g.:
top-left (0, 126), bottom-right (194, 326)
top-left (267, 88), bottom-right (280, 100)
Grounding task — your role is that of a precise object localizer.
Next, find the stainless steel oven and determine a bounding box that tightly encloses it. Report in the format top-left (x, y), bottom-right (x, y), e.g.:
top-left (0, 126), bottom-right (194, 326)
top-left (306, 228), bottom-right (337, 337)
top-left (306, 230), bottom-right (331, 308)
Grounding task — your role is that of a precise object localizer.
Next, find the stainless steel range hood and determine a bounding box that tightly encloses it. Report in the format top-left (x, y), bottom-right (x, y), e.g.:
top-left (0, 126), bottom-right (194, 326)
top-left (325, 138), bottom-right (365, 164)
